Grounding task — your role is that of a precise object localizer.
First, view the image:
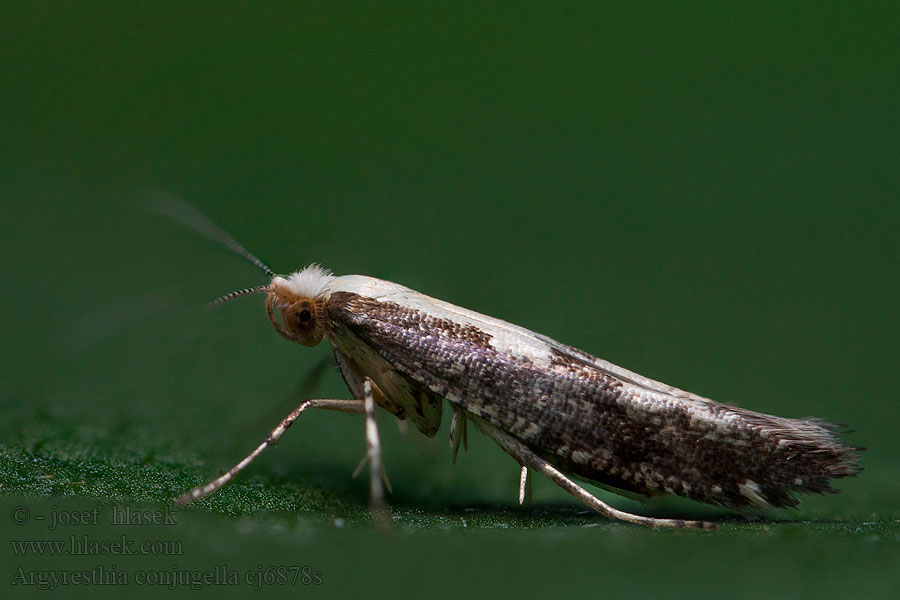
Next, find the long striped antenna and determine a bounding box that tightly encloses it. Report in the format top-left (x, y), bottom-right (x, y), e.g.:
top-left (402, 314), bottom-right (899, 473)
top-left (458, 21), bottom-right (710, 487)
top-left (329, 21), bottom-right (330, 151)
top-left (145, 188), bottom-right (277, 278)
top-left (211, 284), bottom-right (272, 306)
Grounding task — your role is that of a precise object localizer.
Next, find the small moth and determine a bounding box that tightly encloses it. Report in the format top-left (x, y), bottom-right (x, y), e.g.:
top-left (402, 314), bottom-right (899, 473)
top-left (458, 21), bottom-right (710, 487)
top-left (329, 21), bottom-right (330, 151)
top-left (164, 201), bottom-right (862, 530)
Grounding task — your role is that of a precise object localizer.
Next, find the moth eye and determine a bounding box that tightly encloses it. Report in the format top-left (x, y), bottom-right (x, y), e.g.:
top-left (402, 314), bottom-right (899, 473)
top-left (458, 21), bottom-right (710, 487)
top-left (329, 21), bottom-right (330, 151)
top-left (292, 301), bottom-right (317, 330)
top-left (265, 291), bottom-right (324, 347)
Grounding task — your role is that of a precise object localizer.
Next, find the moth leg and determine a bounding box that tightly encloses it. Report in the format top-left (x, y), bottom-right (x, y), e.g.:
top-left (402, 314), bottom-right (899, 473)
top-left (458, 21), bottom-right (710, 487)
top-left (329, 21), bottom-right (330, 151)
top-left (476, 419), bottom-right (717, 531)
top-left (363, 378), bottom-right (392, 528)
top-left (518, 466), bottom-right (532, 505)
top-left (176, 398), bottom-right (364, 505)
top-left (331, 350), bottom-right (396, 525)
top-left (450, 406), bottom-right (469, 464)
top-left (351, 381), bottom-right (393, 496)
top-left (350, 452), bottom-right (394, 494)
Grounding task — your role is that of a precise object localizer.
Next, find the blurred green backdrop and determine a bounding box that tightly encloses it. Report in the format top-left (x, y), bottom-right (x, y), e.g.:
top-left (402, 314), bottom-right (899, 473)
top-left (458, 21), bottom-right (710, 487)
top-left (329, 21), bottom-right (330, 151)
top-left (1, 2), bottom-right (898, 598)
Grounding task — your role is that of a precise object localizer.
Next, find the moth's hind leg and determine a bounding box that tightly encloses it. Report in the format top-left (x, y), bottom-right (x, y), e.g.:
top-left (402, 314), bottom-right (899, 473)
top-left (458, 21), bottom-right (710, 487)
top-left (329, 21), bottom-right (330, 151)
top-left (474, 418), bottom-right (718, 531)
top-left (176, 398), bottom-right (364, 505)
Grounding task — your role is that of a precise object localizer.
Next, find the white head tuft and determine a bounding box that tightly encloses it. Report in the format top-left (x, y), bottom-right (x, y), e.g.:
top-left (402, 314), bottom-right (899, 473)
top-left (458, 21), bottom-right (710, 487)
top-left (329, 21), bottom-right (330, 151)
top-left (277, 264), bottom-right (336, 299)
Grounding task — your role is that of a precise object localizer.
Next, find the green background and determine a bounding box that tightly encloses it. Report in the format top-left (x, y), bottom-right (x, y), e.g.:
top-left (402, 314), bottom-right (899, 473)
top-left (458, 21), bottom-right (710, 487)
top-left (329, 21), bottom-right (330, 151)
top-left (1, 2), bottom-right (897, 598)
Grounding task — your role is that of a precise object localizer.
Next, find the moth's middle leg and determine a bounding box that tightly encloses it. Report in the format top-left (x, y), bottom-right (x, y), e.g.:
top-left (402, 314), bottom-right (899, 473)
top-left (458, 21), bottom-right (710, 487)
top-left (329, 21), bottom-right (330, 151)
top-left (346, 376), bottom-right (395, 526)
top-left (361, 378), bottom-right (391, 529)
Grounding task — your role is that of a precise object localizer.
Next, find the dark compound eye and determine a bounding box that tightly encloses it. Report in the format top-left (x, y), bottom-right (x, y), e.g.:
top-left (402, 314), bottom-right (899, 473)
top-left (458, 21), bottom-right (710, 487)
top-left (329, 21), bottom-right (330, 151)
top-left (298, 309), bottom-right (312, 323)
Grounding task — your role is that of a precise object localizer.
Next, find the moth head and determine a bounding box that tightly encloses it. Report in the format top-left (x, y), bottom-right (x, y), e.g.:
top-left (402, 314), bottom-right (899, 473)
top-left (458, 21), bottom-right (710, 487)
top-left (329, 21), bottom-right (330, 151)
top-left (211, 264), bottom-right (336, 347)
top-left (156, 198), bottom-right (337, 347)
top-left (264, 265), bottom-right (336, 347)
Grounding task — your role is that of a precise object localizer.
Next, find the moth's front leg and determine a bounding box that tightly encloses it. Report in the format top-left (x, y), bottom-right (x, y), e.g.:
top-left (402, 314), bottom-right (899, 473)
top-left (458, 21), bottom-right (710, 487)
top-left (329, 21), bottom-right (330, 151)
top-left (176, 397), bottom-right (364, 505)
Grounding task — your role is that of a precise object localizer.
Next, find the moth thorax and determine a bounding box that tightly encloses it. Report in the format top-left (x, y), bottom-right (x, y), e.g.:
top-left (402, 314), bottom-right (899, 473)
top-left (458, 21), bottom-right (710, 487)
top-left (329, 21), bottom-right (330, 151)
top-left (266, 290), bottom-right (326, 347)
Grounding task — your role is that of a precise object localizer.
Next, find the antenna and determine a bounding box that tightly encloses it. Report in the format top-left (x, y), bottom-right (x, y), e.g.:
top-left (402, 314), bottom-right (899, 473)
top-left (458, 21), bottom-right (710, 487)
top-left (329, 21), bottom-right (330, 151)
top-left (210, 284), bottom-right (272, 306)
top-left (145, 188), bottom-right (277, 278)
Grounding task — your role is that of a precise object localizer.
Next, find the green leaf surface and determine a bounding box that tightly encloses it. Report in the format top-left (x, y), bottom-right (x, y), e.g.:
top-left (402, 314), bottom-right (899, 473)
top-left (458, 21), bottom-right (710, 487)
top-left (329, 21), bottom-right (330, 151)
top-left (2, 2), bottom-right (898, 599)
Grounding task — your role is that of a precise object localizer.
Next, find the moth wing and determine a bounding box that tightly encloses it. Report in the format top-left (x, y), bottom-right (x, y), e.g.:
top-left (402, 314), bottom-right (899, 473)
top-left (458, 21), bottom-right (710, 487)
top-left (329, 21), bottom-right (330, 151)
top-left (326, 278), bottom-right (861, 510)
top-left (413, 292), bottom-right (715, 405)
top-left (530, 332), bottom-right (714, 403)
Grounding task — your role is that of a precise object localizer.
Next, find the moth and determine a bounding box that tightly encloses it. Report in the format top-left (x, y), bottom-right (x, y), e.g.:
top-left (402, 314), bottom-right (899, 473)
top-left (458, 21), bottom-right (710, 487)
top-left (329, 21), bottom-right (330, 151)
top-left (163, 200), bottom-right (862, 530)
